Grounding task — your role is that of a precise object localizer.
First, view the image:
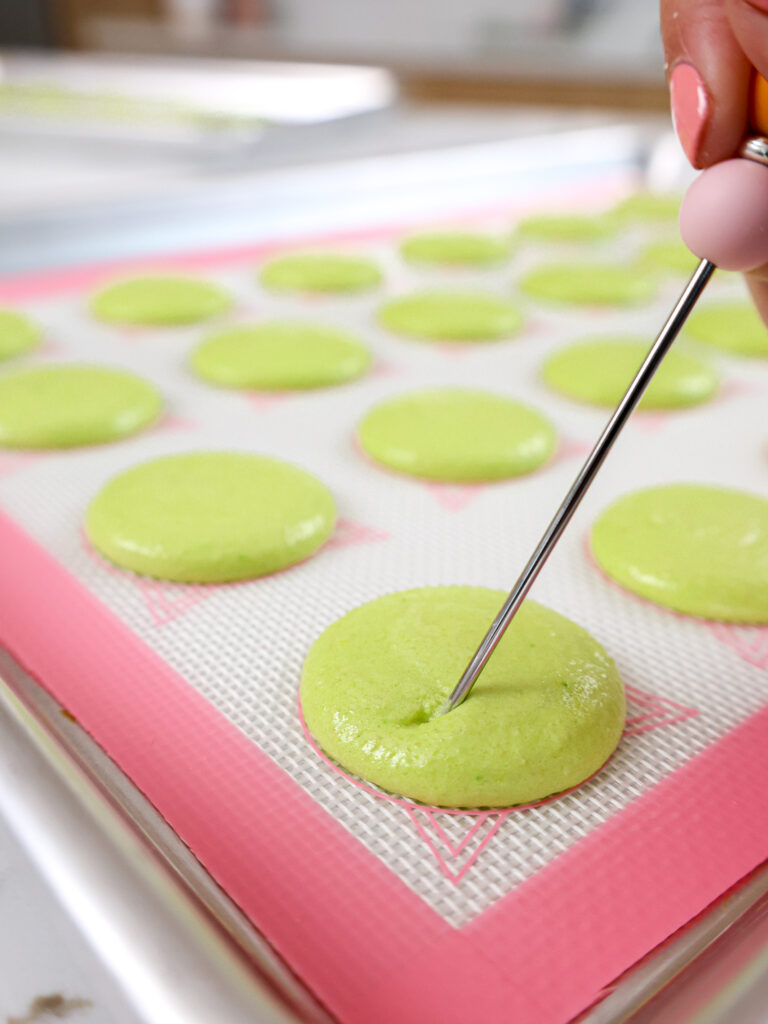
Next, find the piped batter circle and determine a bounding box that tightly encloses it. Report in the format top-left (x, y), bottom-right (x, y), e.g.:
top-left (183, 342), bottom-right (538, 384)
top-left (0, 310), bottom-right (42, 361)
top-left (516, 212), bottom-right (614, 244)
top-left (520, 263), bottom-right (656, 307)
top-left (91, 275), bottom-right (232, 326)
top-left (542, 339), bottom-right (718, 410)
top-left (591, 484), bottom-right (768, 622)
top-left (399, 231), bottom-right (509, 266)
top-left (378, 290), bottom-right (523, 342)
top-left (358, 388), bottom-right (556, 481)
top-left (685, 302), bottom-right (768, 357)
top-left (300, 586), bottom-right (625, 808)
top-left (611, 192), bottom-right (681, 225)
top-left (0, 365), bottom-right (163, 449)
top-left (86, 451), bottom-right (336, 583)
top-left (259, 252), bottom-right (382, 293)
top-left (191, 321), bottom-right (371, 391)
top-left (641, 239), bottom-right (698, 276)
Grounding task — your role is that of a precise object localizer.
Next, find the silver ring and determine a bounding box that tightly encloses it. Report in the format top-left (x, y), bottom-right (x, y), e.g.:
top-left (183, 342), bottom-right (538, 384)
top-left (740, 136), bottom-right (768, 166)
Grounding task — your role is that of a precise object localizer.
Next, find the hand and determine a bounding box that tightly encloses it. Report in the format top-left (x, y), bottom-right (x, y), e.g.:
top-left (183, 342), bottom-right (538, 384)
top-left (662, 0), bottom-right (768, 323)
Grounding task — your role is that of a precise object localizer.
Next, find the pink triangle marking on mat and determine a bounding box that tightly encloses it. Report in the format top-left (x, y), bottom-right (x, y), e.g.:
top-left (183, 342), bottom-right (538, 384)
top-left (246, 392), bottom-right (292, 413)
top-left (135, 577), bottom-right (211, 628)
top-left (721, 377), bottom-right (763, 400)
top-left (326, 518), bottom-right (390, 548)
top-left (437, 343), bottom-right (476, 358)
top-left (0, 451), bottom-right (42, 478)
top-left (623, 683), bottom-right (698, 736)
top-left (404, 806), bottom-right (511, 884)
top-left (632, 412), bottom-right (670, 434)
top-left (369, 360), bottom-right (403, 378)
top-left (706, 623), bottom-right (768, 670)
top-left (555, 437), bottom-right (592, 463)
top-left (425, 482), bottom-right (485, 512)
top-left (155, 413), bottom-right (197, 433)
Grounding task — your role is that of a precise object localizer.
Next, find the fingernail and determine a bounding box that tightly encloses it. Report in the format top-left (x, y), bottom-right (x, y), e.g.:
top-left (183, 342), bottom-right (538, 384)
top-left (670, 62), bottom-right (710, 166)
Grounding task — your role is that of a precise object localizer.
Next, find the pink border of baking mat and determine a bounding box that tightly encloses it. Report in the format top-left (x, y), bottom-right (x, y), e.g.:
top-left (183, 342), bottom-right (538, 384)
top-left (6, 183), bottom-right (768, 1022)
top-left (4, 510), bottom-right (768, 1024)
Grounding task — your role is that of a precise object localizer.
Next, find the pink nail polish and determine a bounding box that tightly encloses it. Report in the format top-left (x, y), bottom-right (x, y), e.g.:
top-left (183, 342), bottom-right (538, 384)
top-left (670, 62), bottom-right (709, 166)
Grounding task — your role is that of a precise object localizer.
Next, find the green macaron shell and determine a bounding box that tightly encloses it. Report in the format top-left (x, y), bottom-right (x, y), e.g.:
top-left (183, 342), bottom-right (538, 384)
top-left (0, 310), bottom-right (42, 361)
top-left (400, 231), bottom-right (510, 266)
top-left (259, 252), bottom-right (382, 293)
top-left (86, 451), bottom-right (336, 583)
top-left (542, 339), bottom-right (718, 410)
top-left (378, 290), bottom-right (523, 342)
top-left (301, 586), bottom-right (625, 808)
top-left (0, 365), bottom-right (163, 448)
top-left (191, 321), bottom-right (371, 391)
top-left (92, 275), bottom-right (232, 326)
top-left (358, 388), bottom-right (556, 481)
top-left (591, 484), bottom-right (768, 622)
top-left (685, 302), bottom-right (768, 357)
top-left (520, 263), bottom-right (656, 307)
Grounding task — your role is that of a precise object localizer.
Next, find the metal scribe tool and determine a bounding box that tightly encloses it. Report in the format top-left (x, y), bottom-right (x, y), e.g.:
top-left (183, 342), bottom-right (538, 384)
top-left (445, 131), bottom-right (768, 713)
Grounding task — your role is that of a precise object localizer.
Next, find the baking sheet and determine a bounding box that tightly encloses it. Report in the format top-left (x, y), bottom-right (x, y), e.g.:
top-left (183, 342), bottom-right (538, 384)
top-left (1, 170), bottom-right (768, 1023)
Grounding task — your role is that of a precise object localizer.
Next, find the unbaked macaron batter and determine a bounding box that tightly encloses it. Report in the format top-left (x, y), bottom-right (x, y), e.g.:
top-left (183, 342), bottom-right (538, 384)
top-left (0, 310), bottom-right (41, 361)
top-left (86, 451), bottom-right (336, 583)
top-left (378, 290), bottom-right (523, 342)
top-left (591, 484), bottom-right (768, 622)
top-left (358, 388), bottom-right (556, 481)
top-left (685, 302), bottom-right (768, 357)
top-left (191, 321), bottom-right (371, 391)
top-left (0, 365), bottom-right (163, 448)
top-left (520, 263), bottom-right (656, 307)
top-left (542, 339), bottom-right (718, 410)
top-left (399, 231), bottom-right (510, 266)
top-left (259, 252), bottom-right (382, 293)
top-left (92, 275), bottom-right (232, 326)
top-left (301, 586), bottom-right (625, 808)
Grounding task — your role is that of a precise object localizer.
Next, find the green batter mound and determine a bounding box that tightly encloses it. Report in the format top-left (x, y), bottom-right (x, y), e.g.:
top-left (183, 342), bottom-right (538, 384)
top-left (399, 231), bottom-right (509, 266)
top-left (0, 365), bottom-right (163, 449)
top-left (684, 302), bottom-right (768, 357)
top-left (259, 252), bottom-right (382, 293)
top-left (191, 321), bottom-right (371, 391)
top-left (591, 484), bottom-right (768, 622)
top-left (520, 263), bottom-right (656, 307)
top-left (641, 239), bottom-right (698, 276)
top-left (0, 310), bottom-right (41, 361)
top-left (301, 587), bottom-right (625, 808)
top-left (86, 451), bottom-right (336, 583)
top-left (358, 388), bottom-right (556, 482)
top-left (611, 191), bottom-right (681, 225)
top-left (542, 339), bottom-right (718, 410)
top-left (378, 290), bottom-right (523, 342)
top-left (516, 212), bottom-right (614, 244)
top-left (91, 275), bottom-right (232, 326)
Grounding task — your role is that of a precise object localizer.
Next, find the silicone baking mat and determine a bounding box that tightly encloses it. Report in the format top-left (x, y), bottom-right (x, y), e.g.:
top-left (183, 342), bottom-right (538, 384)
top-left (1, 171), bottom-right (768, 1024)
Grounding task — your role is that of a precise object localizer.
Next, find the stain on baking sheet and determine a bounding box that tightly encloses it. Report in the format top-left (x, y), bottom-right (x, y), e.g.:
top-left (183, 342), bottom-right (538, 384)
top-left (6, 993), bottom-right (92, 1023)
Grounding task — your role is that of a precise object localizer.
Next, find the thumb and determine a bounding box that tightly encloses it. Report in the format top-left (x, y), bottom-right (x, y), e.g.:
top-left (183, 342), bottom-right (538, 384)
top-left (662, 0), bottom-right (751, 167)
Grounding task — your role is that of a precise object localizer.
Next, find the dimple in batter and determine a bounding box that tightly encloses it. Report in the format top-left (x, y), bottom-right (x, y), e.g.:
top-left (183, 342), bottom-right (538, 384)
top-left (86, 451), bottom-right (336, 583)
top-left (591, 484), bottom-right (768, 622)
top-left (0, 364), bottom-right (163, 448)
top-left (378, 290), bottom-right (523, 342)
top-left (542, 339), bottom-right (718, 410)
top-left (191, 321), bottom-right (371, 391)
top-left (300, 586), bottom-right (626, 808)
top-left (358, 388), bottom-right (556, 482)
top-left (91, 275), bottom-right (232, 326)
